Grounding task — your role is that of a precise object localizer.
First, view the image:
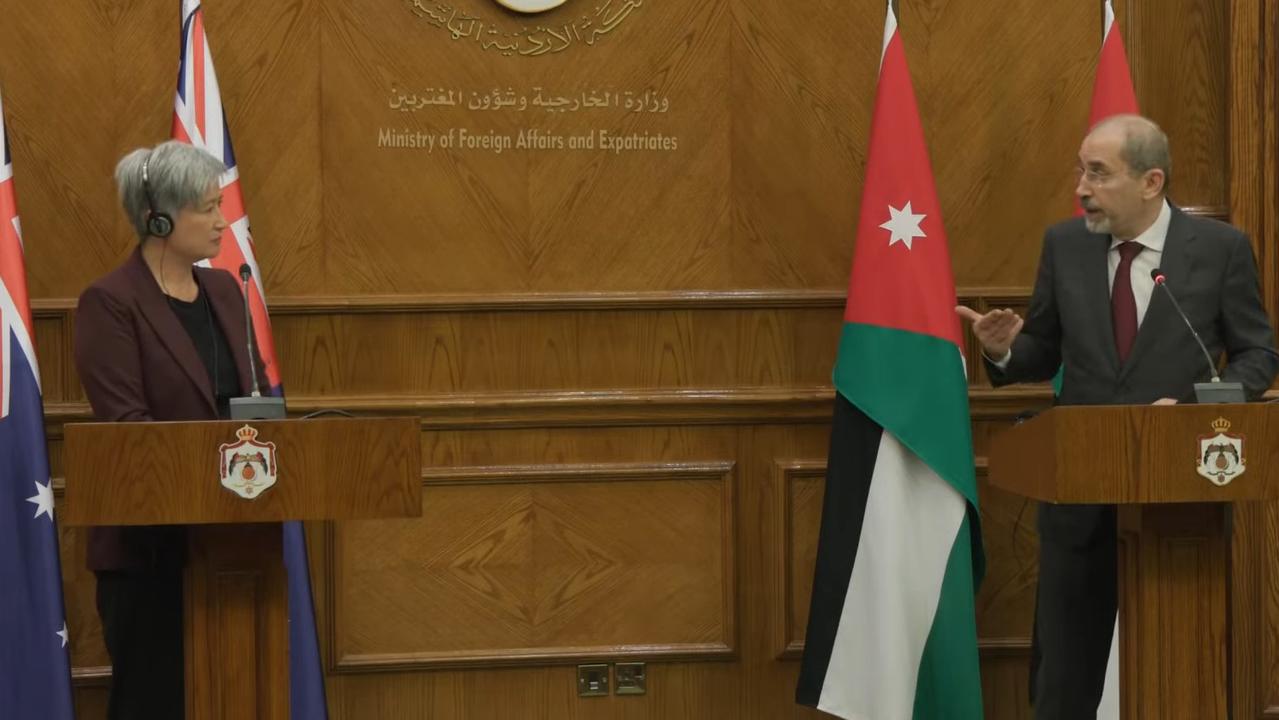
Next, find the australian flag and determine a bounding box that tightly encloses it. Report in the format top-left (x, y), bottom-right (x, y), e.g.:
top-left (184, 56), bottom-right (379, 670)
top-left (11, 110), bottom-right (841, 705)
top-left (0, 88), bottom-right (76, 717)
top-left (171, 2), bottom-right (327, 716)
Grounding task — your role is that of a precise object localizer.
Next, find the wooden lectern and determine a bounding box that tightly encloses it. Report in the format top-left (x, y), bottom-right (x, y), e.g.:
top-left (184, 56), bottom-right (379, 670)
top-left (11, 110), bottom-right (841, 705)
top-left (62, 417), bottom-right (422, 719)
top-left (989, 404), bottom-right (1279, 719)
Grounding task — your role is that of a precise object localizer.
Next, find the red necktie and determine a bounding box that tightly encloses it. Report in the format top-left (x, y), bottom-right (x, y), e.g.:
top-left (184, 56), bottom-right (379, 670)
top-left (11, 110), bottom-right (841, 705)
top-left (1112, 241), bottom-right (1144, 363)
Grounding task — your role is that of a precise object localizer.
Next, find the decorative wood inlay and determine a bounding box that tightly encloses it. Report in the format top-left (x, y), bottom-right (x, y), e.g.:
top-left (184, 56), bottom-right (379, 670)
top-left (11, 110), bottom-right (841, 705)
top-left (328, 461), bottom-right (737, 672)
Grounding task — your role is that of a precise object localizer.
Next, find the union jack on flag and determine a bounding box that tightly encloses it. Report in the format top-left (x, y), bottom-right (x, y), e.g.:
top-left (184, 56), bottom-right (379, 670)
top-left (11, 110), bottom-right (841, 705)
top-left (0, 86), bottom-right (75, 717)
top-left (172, 0), bottom-right (280, 389)
top-left (169, 2), bottom-right (326, 717)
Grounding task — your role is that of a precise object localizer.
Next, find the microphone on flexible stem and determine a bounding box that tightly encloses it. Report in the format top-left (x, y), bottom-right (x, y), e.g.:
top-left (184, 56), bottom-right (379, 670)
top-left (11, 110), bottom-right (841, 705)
top-left (240, 264), bottom-right (262, 397)
top-left (229, 263), bottom-right (287, 420)
top-left (1149, 268), bottom-right (1245, 404)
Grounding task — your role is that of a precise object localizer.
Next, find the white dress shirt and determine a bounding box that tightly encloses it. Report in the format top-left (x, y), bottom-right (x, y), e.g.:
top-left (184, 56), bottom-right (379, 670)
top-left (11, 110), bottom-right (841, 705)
top-left (989, 200), bottom-right (1172, 368)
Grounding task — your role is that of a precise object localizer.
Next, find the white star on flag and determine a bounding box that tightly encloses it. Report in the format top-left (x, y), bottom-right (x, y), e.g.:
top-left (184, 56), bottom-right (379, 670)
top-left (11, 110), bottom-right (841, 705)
top-left (26, 479), bottom-right (55, 521)
top-left (56, 622), bottom-right (69, 648)
top-left (880, 201), bottom-right (927, 249)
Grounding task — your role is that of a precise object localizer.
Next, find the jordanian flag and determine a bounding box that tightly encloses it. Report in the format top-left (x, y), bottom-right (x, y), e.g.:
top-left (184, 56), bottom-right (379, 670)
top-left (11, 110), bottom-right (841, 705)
top-left (795, 4), bottom-right (985, 719)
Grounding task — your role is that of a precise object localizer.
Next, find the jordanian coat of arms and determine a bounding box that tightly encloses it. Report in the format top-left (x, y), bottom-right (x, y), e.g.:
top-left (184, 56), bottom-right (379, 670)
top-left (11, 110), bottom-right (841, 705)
top-left (1196, 417), bottom-right (1245, 487)
top-left (218, 425), bottom-right (278, 499)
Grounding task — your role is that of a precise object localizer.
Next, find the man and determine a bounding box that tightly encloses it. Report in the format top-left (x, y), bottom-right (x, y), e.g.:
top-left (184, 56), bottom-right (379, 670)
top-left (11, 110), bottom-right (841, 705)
top-left (956, 114), bottom-right (1278, 719)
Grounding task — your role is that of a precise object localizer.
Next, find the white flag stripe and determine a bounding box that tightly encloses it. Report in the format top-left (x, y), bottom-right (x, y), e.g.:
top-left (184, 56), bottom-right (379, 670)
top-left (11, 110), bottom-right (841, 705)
top-left (818, 431), bottom-right (968, 719)
top-left (1098, 614), bottom-right (1120, 719)
top-left (1102, 0), bottom-right (1116, 40)
top-left (878, 2), bottom-right (897, 69)
top-left (0, 274), bottom-right (39, 399)
top-left (201, 51), bottom-right (226, 160)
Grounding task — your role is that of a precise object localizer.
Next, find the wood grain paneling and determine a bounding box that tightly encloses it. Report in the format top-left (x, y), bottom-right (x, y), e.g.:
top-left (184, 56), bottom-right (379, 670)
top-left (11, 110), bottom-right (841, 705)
top-left (320, 0), bottom-right (731, 295)
top-left (3, 0), bottom-right (1271, 716)
top-left (1117, 504), bottom-right (1230, 720)
top-left (330, 462), bottom-right (736, 670)
top-left (1227, 2), bottom-right (1279, 718)
top-left (1122, 0), bottom-right (1230, 210)
top-left (62, 417), bottom-right (421, 525)
top-left (772, 460), bottom-right (824, 660)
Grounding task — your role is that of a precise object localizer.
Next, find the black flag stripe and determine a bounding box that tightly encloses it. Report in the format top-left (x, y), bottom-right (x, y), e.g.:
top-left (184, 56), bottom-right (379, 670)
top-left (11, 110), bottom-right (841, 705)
top-left (796, 392), bottom-right (884, 706)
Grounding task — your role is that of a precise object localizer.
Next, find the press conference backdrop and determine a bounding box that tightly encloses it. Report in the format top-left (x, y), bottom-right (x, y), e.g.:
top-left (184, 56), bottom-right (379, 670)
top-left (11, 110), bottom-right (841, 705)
top-left (1, 0), bottom-right (1276, 717)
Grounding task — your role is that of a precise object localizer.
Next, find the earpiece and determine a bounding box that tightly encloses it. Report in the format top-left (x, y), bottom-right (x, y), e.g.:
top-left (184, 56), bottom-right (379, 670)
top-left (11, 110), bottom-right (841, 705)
top-left (141, 152), bottom-right (174, 238)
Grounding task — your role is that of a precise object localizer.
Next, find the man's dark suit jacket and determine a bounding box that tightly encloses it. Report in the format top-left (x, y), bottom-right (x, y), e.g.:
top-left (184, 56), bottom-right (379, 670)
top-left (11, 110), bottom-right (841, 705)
top-left (74, 246), bottom-right (265, 571)
top-left (987, 206), bottom-right (1279, 539)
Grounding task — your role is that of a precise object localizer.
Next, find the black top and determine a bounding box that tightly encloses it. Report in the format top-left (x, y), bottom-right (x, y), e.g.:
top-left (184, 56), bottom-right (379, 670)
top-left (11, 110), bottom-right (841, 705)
top-left (167, 283), bottom-right (240, 418)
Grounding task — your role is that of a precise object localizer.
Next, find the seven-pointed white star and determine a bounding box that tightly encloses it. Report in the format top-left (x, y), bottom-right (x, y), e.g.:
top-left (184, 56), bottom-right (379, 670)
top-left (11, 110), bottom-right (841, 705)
top-left (56, 622), bottom-right (69, 648)
top-left (26, 479), bottom-right (55, 521)
top-left (879, 201), bottom-right (927, 249)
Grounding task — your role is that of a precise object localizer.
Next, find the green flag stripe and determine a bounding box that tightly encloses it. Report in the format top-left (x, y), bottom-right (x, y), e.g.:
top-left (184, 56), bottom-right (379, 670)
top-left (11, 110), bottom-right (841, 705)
top-left (834, 322), bottom-right (979, 511)
top-left (912, 513), bottom-right (985, 719)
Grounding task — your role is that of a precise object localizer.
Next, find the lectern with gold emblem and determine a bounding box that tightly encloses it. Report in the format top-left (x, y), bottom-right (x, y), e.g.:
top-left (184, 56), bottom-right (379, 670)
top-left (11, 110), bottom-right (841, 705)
top-left (988, 404), bottom-right (1279, 719)
top-left (62, 417), bottom-right (421, 719)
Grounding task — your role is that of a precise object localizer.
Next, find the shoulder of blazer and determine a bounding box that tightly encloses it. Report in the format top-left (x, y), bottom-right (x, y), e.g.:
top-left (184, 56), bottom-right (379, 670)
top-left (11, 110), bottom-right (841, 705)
top-left (193, 264), bottom-right (242, 300)
top-left (1040, 215), bottom-right (1101, 259)
top-left (1170, 207), bottom-right (1247, 244)
top-left (77, 250), bottom-right (151, 310)
top-left (1044, 216), bottom-right (1090, 239)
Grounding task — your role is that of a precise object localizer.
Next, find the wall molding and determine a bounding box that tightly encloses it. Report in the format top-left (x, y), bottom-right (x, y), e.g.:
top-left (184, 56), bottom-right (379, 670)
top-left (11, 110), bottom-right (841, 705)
top-left (42, 386), bottom-right (1054, 432)
top-left (773, 459), bottom-right (826, 660)
top-left (32, 287), bottom-right (1046, 315)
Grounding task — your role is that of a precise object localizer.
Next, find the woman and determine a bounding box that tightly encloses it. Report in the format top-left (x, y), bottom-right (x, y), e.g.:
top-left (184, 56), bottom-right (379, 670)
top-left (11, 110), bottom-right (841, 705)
top-left (74, 140), bottom-right (265, 719)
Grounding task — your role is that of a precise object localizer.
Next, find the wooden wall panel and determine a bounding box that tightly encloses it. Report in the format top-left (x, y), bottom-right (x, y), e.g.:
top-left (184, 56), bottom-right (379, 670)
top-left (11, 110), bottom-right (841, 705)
top-left (270, 306), bottom-right (840, 396)
top-left (731, 0), bottom-right (1098, 291)
top-left (58, 521), bottom-right (109, 672)
top-left (1, 0), bottom-right (1271, 718)
top-left (204, 0), bottom-right (325, 296)
top-left (906, 0), bottom-right (1096, 288)
top-left (332, 463), bottom-right (736, 669)
top-left (38, 297), bottom-right (1048, 719)
top-left (1226, 4), bottom-right (1279, 718)
top-left (1122, 0), bottom-right (1230, 211)
top-left (773, 460), bottom-right (824, 660)
top-left (320, 0), bottom-right (732, 294)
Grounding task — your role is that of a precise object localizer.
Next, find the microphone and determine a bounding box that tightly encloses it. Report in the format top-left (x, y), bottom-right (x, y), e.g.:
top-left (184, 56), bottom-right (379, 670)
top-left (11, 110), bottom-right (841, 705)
top-left (1149, 268), bottom-right (1245, 403)
top-left (239, 264), bottom-right (262, 397)
top-left (228, 263), bottom-right (287, 420)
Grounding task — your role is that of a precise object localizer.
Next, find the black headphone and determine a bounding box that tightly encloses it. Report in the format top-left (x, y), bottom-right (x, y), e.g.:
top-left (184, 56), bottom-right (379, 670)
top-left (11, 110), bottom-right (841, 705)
top-left (141, 152), bottom-right (175, 238)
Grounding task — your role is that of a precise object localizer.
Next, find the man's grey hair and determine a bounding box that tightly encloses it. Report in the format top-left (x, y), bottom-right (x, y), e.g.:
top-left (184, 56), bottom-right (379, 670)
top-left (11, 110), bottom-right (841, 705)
top-left (1092, 114), bottom-right (1173, 193)
top-left (114, 141), bottom-right (227, 239)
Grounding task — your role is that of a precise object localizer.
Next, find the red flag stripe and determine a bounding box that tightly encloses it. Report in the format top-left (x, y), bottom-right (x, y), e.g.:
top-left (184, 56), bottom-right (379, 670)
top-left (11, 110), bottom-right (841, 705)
top-left (842, 16), bottom-right (965, 351)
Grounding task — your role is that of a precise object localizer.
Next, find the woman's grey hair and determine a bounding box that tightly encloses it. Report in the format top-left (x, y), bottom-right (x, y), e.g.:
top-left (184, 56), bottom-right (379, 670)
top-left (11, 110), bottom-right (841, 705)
top-left (114, 141), bottom-right (227, 239)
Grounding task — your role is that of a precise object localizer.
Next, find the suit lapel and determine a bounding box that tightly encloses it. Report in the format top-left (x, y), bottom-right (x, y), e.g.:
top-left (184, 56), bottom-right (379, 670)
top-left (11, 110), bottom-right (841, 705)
top-left (127, 249), bottom-right (218, 414)
top-left (1120, 209), bottom-right (1193, 380)
top-left (201, 270), bottom-right (255, 396)
top-left (1081, 232), bottom-right (1121, 375)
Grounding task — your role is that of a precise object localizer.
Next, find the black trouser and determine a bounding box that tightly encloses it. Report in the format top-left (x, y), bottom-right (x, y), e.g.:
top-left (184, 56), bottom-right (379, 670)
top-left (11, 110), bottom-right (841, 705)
top-left (1029, 504), bottom-right (1118, 720)
top-left (95, 570), bottom-right (185, 720)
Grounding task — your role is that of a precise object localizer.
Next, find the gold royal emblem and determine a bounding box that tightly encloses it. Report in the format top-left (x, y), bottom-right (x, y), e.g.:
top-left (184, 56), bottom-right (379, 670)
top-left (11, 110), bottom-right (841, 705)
top-left (1196, 417), bottom-right (1245, 487)
top-left (218, 425), bottom-right (278, 500)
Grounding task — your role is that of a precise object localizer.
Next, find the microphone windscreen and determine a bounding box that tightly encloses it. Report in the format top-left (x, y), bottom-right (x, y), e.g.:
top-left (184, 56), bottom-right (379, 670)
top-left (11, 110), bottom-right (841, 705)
top-left (239, 263), bottom-right (252, 281)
